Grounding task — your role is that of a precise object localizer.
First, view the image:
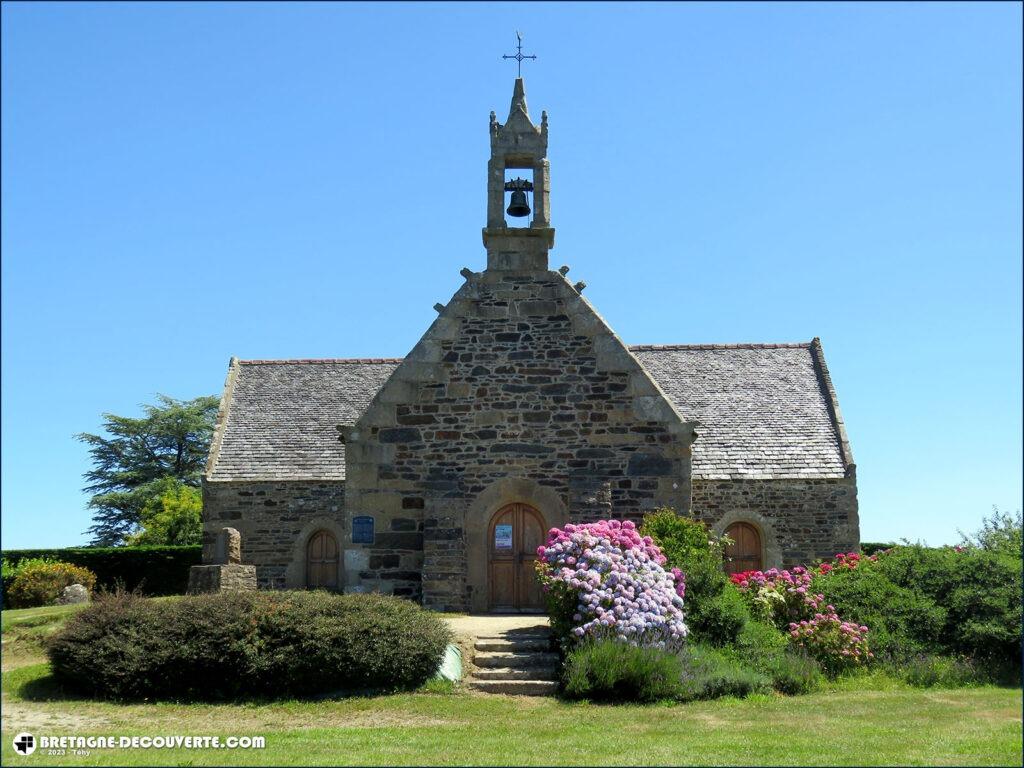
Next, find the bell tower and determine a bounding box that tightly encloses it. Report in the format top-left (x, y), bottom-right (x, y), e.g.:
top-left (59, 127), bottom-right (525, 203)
top-left (483, 77), bottom-right (555, 271)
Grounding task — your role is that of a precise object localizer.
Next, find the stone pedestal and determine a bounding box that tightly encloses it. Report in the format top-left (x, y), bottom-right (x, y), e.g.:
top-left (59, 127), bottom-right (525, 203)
top-left (187, 564), bottom-right (257, 594)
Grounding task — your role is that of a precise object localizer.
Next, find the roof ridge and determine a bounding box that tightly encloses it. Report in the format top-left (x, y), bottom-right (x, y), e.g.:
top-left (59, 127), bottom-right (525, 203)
top-left (808, 337), bottom-right (856, 475)
top-left (629, 342), bottom-right (812, 351)
top-left (238, 358), bottom-right (404, 365)
top-left (238, 344), bottom-right (815, 364)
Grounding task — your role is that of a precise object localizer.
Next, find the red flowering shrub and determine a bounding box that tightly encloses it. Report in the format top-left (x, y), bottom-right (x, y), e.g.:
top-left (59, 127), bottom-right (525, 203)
top-left (816, 550), bottom-right (881, 576)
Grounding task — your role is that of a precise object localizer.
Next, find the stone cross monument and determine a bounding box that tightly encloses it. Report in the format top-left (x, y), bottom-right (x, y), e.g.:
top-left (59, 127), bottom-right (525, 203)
top-left (187, 527), bottom-right (257, 593)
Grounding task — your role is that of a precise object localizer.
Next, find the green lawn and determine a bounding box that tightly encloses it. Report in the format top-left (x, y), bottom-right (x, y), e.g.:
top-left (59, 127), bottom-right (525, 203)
top-left (1, 605), bottom-right (1021, 766)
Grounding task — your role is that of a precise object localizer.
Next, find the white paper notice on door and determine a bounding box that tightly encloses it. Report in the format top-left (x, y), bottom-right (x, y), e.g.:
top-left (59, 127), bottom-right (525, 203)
top-left (494, 524), bottom-right (513, 549)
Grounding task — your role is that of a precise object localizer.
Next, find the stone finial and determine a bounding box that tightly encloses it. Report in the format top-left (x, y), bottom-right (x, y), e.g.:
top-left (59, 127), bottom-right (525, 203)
top-left (508, 77), bottom-right (530, 121)
top-left (558, 265), bottom-right (570, 276)
top-left (460, 267), bottom-right (474, 280)
top-left (434, 303), bottom-right (446, 313)
top-left (215, 527), bottom-right (242, 565)
top-left (574, 281), bottom-right (587, 293)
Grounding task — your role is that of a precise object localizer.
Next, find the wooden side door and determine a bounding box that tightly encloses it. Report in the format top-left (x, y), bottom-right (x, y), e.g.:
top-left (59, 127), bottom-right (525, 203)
top-left (724, 522), bottom-right (762, 575)
top-left (306, 530), bottom-right (340, 589)
top-left (488, 503), bottom-right (546, 612)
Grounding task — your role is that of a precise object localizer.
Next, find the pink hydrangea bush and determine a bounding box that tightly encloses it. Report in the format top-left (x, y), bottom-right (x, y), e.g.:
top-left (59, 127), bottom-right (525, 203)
top-left (788, 608), bottom-right (872, 675)
top-left (535, 520), bottom-right (688, 650)
top-left (729, 566), bottom-right (822, 627)
top-left (732, 562), bottom-right (873, 674)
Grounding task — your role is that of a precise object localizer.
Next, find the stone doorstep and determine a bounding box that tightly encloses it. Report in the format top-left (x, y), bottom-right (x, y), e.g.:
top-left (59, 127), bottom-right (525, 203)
top-left (472, 651), bottom-right (560, 669)
top-left (471, 666), bottom-right (558, 681)
top-left (467, 680), bottom-right (560, 696)
top-left (473, 638), bottom-right (552, 652)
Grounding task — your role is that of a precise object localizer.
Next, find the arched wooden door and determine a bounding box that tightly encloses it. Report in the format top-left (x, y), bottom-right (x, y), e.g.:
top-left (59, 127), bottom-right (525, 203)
top-left (724, 522), bottom-right (762, 574)
top-left (306, 530), bottom-right (339, 589)
top-left (488, 503), bottom-right (546, 612)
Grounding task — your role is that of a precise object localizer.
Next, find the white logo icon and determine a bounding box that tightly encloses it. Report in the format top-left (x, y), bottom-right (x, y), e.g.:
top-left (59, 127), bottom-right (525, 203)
top-left (13, 733), bottom-right (35, 756)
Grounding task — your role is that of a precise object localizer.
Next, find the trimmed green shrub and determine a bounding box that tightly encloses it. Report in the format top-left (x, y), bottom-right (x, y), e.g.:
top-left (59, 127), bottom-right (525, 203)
top-left (562, 639), bottom-right (683, 702)
top-left (6, 560), bottom-right (97, 608)
top-left (690, 583), bottom-right (749, 646)
top-left (896, 654), bottom-right (982, 688)
top-left (2, 546), bottom-right (200, 597)
top-left (734, 618), bottom-right (789, 665)
top-left (762, 652), bottom-right (824, 695)
top-left (641, 509), bottom-right (749, 645)
top-left (677, 643), bottom-right (771, 701)
top-left (47, 590), bottom-right (451, 700)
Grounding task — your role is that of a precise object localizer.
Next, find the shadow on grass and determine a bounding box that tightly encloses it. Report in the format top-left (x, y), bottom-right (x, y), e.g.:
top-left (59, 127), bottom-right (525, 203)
top-left (11, 671), bottom-right (92, 703)
top-left (7, 663), bottom-right (457, 706)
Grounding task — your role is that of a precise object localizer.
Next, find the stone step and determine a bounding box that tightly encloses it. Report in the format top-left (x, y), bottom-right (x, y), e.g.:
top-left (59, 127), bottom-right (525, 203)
top-left (473, 651), bottom-right (560, 669)
top-left (474, 632), bottom-right (551, 641)
top-left (474, 638), bottom-right (552, 652)
top-left (468, 679), bottom-right (559, 696)
top-left (472, 666), bottom-right (558, 681)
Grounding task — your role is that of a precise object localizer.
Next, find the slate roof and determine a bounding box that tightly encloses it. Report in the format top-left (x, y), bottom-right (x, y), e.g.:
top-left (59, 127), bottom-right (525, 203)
top-left (206, 342), bottom-right (852, 482)
top-left (631, 343), bottom-right (851, 479)
top-left (207, 359), bottom-right (401, 481)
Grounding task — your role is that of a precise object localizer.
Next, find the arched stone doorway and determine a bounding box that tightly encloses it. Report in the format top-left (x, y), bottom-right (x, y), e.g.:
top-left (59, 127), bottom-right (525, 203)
top-left (306, 529), bottom-right (340, 589)
top-left (723, 521), bottom-right (762, 574)
top-left (487, 503), bottom-right (546, 612)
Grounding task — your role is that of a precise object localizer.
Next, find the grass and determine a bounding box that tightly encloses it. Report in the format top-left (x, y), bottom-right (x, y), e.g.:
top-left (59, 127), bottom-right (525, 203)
top-left (1, 603), bottom-right (87, 671)
top-left (1, 603), bottom-right (87, 632)
top-left (1, 604), bottom-right (1021, 766)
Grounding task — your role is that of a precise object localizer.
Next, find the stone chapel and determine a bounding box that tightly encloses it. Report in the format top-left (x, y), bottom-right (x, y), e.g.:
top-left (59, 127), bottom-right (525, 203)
top-left (201, 77), bottom-right (860, 612)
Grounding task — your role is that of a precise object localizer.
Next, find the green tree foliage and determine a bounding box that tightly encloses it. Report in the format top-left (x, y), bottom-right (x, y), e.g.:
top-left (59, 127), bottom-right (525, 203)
top-left (125, 478), bottom-right (203, 546)
top-left (77, 394), bottom-right (218, 545)
top-left (958, 506), bottom-right (1022, 558)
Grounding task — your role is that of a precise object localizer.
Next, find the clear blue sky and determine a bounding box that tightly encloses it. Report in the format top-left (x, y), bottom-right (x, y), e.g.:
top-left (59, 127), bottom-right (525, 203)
top-left (2, 2), bottom-right (1021, 550)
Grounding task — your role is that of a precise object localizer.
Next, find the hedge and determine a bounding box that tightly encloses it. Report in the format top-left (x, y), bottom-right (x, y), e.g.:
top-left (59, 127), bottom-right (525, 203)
top-left (48, 590), bottom-right (452, 700)
top-left (2, 546), bottom-right (201, 599)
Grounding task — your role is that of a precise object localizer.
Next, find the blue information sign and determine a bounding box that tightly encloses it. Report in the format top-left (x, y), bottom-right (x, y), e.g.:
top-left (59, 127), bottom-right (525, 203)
top-left (352, 516), bottom-right (374, 544)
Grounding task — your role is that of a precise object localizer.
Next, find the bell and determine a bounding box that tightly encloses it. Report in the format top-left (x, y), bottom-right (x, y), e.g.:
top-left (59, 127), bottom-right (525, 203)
top-left (506, 190), bottom-right (531, 218)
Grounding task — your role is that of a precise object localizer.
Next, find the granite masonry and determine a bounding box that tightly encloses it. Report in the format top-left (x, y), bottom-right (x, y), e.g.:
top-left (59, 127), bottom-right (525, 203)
top-left (202, 78), bottom-right (859, 610)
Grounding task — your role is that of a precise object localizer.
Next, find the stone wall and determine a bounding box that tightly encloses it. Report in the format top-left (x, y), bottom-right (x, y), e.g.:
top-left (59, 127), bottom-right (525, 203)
top-left (344, 267), bottom-right (695, 611)
top-left (202, 480), bottom-right (346, 589)
top-left (691, 475), bottom-right (860, 567)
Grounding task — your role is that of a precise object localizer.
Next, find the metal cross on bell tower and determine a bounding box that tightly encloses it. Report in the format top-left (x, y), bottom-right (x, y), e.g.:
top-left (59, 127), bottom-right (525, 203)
top-left (502, 31), bottom-right (537, 77)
